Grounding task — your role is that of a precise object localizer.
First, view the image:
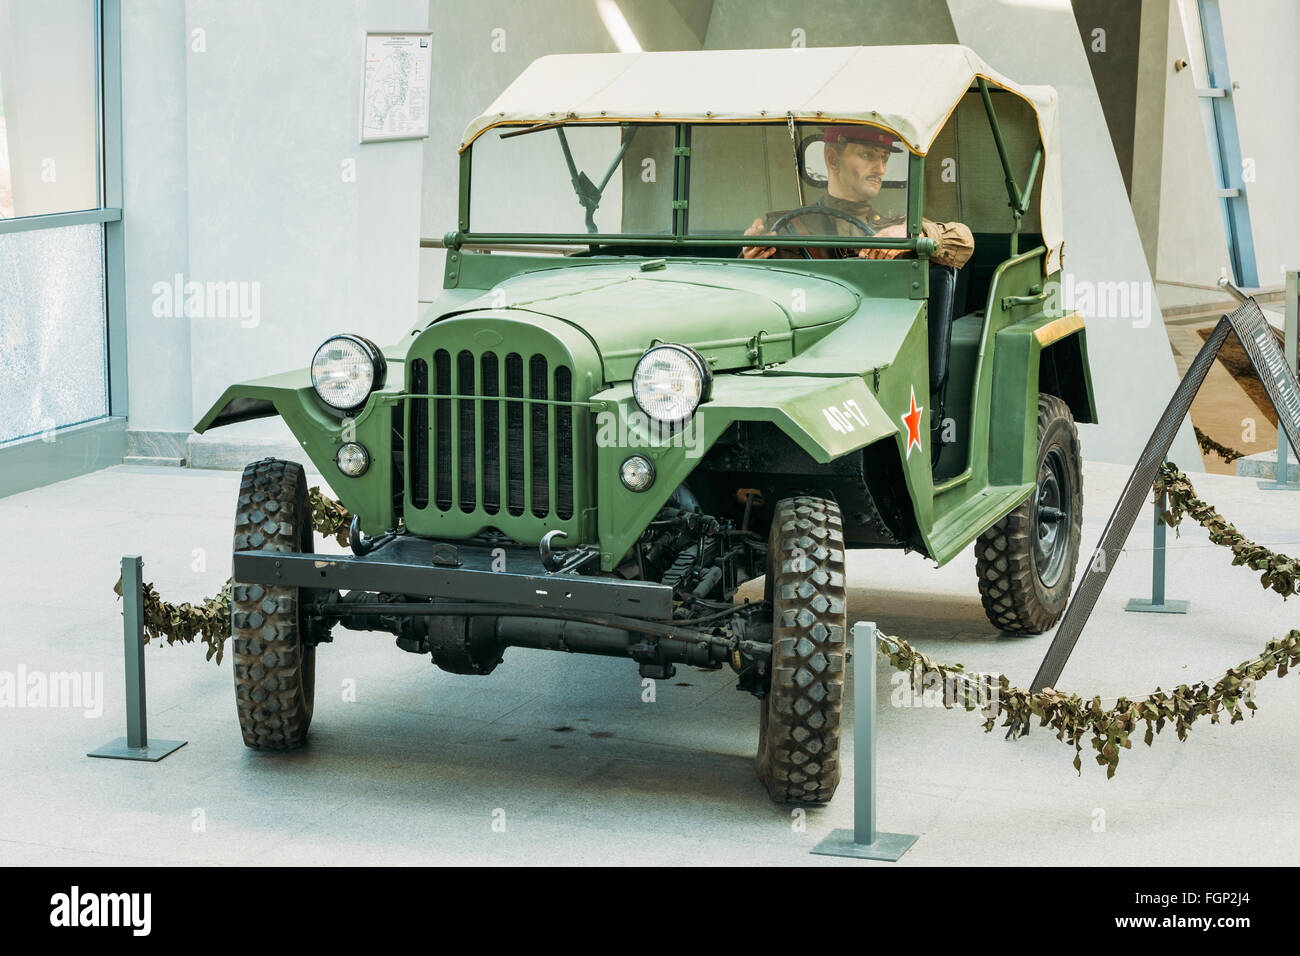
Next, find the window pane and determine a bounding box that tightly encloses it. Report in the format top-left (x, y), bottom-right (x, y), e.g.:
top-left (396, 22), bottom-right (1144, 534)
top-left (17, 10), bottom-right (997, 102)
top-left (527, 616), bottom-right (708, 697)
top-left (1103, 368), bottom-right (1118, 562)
top-left (689, 123), bottom-right (910, 238)
top-left (470, 123), bottom-right (674, 236)
top-left (0, 0), bottom-right (100, 219)
top-left (0, 223), bottom-right (107, 444)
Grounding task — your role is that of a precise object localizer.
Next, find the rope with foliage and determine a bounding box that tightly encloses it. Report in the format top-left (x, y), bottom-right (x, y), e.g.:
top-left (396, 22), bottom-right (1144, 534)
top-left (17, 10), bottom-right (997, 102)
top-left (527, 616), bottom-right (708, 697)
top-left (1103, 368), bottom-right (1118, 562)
top-left (1193, 424), bottom-right (1246, 464)
top-left (113, 487), bottom-right (348, 665)
top-left (877, 461), bottom-right (1300, 777)
top-left (116, 465), bottom-right (1300, 778)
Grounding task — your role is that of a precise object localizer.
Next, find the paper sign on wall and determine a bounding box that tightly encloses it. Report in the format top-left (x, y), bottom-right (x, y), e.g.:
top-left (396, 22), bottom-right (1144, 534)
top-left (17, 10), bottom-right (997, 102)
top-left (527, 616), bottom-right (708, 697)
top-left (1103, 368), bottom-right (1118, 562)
top-left (360, 32), bottom-right (433, 143)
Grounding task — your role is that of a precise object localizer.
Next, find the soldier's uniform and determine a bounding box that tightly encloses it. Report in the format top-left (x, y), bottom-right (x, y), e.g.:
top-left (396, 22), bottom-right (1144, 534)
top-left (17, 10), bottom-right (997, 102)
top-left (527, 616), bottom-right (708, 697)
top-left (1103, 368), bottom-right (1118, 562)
top-left (743, 126), bottom-right (974, 269)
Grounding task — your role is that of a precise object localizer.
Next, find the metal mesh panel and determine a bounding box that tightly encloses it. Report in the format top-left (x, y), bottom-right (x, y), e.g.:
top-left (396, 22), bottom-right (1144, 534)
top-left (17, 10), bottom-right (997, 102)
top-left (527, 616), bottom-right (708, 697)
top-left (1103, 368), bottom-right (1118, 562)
top-left (1031, 306), bottom-right (1259, 691)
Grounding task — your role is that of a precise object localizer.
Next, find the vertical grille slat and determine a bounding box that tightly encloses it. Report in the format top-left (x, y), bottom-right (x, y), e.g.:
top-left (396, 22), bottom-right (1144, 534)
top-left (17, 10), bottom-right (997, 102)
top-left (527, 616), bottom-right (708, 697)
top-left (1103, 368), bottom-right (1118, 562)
top-left (457, 350), bottom-right (476, 513)
top-left (481, 353), bottom-right (500, 515)
top-left (555, 366), bottom-right (573, 520)
top-left (505, 353), bottom-right (525, 516)
top-left (529, 354), bottom-right (550, 518)
top-left (410, 358), bottom-right (429, 510)
top-left (391, 403), bottom-right (405, 519)
top-left (434, 350), bottom-right (453, 511)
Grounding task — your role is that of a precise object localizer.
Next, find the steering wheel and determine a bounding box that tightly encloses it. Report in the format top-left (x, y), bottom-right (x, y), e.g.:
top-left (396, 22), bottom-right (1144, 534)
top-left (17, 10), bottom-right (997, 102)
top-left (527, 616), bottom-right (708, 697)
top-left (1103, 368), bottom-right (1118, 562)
top-left (765, 204), bottom-right (877, 260)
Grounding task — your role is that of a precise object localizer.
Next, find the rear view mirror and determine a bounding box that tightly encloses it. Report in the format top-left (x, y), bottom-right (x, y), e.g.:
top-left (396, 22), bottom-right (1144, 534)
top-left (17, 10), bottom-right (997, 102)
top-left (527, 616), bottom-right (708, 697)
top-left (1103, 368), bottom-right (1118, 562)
top-left (798, 135), bottom-right (829, 189)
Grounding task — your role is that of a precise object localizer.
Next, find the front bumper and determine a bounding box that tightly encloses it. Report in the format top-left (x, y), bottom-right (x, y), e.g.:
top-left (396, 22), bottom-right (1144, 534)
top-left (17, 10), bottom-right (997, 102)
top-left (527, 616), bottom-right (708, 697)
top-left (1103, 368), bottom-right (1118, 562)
top-left (233, 535), bottom-right (673, 620)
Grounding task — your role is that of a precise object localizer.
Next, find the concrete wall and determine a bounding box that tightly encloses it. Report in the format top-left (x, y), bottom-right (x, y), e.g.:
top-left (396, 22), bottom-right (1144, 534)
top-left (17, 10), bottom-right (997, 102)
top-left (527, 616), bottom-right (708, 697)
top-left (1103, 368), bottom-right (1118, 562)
top-left (1218, 0), bottom-right (1300, 288)
top-left (1154, 0), bottom-right (1231, 291)
top-left (946, 0), bottom-right (1202, 468)
top-left (1071, 0), bottom-right (1142, 197)
top-left (120, 0), bottom-right (428, 456)
top-left (120, 0), bottom-right (191, 433)
top-left (1129, 0), bottom-right (1170, 277)
top-left (703, 0), bottom-right (957, 48)
top-left (1148, 0), bottom-right (1300, 295)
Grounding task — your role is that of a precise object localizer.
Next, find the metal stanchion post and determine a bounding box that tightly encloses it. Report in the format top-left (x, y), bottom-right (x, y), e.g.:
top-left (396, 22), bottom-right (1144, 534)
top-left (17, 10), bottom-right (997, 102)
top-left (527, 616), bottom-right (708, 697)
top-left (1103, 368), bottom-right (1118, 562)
top-left (88, 556), bottom-right (187, 761)
top-left (1126, 493), bottom-right (1189, 614)
top-left (812, 622), bottom-right (917, 861)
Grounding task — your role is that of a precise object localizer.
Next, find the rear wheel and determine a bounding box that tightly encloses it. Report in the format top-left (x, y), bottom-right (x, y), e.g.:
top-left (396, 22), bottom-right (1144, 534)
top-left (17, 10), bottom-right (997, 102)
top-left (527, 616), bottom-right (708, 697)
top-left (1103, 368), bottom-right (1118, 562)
top-left (975, 394), bottom-right (1083, 633)
top-left (231, 458), bottom-right (316, 750)
top-left (756, 496), bottom-right (847, 804)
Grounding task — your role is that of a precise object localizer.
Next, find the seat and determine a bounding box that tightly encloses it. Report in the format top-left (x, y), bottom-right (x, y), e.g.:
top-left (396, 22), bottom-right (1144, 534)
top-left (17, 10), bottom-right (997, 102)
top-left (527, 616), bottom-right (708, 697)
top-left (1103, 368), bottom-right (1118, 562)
top-left (927, 262), bottom-right (967, 468)
top-left (927, 264), bottom-right (959, 395)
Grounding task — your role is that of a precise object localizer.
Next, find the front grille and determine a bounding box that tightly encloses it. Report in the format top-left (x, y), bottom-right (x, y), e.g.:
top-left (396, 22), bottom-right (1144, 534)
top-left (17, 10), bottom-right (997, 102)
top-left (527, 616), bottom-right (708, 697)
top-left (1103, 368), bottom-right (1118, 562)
top-left (407, 347), bottom-right (578, 526)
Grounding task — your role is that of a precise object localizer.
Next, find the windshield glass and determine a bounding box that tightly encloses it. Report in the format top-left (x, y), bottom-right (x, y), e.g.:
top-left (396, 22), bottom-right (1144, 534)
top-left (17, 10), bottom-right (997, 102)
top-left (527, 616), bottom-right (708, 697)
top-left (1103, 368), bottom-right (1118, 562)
top-left (469, 123), bottom-right (675, 236)
top-left (466, 121), bottom-right (910, 241)
top-left (688, 123), bottom-right (910, 240)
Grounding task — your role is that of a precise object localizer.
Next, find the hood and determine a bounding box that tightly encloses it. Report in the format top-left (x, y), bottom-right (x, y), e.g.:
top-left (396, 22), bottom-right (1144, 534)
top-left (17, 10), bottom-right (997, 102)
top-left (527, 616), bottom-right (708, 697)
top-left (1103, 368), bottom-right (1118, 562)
top-left (435, 261), bottom-right (861, 381)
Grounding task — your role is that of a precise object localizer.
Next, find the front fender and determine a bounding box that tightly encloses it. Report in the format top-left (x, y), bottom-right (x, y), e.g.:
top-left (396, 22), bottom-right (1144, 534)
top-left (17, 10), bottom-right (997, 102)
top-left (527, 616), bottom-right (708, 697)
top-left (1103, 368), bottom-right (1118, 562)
top-left (591, 373), bottom-right (896, 569)
top-left (194, 365), bottom-right (404, 534)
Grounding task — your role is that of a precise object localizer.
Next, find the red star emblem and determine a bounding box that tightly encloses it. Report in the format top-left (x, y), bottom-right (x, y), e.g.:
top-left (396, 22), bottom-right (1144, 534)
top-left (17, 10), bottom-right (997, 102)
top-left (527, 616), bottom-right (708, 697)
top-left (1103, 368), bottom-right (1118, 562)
top-left (901, 385), bottom-right (923, 458)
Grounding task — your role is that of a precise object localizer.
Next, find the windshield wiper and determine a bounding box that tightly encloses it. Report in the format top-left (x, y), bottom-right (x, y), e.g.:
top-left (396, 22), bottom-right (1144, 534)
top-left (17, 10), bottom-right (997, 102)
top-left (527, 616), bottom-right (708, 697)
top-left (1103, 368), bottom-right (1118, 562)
top-left (556, 125), bottom-right (638, 234)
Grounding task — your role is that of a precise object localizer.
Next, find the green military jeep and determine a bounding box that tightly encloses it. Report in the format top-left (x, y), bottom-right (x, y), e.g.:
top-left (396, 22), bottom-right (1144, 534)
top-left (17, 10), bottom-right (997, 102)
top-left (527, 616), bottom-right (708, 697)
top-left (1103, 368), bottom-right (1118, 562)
top-left (196, 46), bottom-right (1095, 804)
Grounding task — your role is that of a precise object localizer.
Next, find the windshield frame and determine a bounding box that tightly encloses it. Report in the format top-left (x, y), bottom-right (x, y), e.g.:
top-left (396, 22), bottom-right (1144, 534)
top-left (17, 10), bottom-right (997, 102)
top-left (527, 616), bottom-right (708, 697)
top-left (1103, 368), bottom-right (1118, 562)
top-left (456, 121), bottom-right (926, 254)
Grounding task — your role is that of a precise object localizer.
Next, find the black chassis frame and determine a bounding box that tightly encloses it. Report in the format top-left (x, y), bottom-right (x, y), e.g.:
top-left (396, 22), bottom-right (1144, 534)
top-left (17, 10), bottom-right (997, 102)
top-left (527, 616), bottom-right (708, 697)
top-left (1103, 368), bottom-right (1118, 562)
top-left (234, 534), bottom-right (775, 683)
top-left (234, 536), bottom-right (674, 620)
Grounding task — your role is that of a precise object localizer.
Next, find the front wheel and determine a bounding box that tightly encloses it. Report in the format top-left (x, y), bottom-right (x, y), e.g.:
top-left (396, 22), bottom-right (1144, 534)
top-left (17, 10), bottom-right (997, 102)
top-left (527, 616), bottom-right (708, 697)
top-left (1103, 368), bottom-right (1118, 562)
top-left (756, 496), bottom-right (847, 804)
top-left (231, 458), bottom-right (316, 749)
top-left (975, 394), bottom-right (1083, 633)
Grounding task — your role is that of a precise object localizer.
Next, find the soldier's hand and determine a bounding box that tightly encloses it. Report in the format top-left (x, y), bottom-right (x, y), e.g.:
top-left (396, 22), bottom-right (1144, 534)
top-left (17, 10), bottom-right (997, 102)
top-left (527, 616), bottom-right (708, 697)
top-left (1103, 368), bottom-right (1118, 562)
top-left (742, 217), bottom-right (777, 259)
top-left (858, 223), bottom-right (907, 259)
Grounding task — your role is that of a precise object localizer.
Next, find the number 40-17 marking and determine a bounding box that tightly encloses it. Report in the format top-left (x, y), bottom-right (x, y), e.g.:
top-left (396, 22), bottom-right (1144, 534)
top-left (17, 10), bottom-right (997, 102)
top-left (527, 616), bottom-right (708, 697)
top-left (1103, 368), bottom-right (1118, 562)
top-left (823, 399), bottom-right (868, 434)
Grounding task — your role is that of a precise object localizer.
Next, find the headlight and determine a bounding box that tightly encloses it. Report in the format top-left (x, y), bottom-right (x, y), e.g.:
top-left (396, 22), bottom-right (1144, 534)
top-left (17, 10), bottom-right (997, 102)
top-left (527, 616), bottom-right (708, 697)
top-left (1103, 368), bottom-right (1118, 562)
top-left (632, 344), bottom-right (711, 425)
top-left (311, 334), bottom-right (386, 412)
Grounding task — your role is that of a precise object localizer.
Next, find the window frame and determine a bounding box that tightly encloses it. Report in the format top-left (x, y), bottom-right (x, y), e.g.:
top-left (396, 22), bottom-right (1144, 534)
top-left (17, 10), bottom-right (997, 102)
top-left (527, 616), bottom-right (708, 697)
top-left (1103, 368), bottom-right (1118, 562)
top-left (0, 0), bottom-right (126, 493)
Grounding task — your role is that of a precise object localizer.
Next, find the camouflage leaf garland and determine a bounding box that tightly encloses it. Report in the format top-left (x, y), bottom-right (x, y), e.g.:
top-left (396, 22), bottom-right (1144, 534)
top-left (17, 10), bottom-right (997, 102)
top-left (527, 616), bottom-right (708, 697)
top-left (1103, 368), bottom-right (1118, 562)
top-left (309, 485), bottom-right (352, 547)
top-left (1154, 462), bottom-right (1300, 599)
top-left (114, 467), bottom-right (1300, 779)
top-left (876, 462), bottom-right (1300, 777)
top-left (112, 486), bottom-right (350, 665)
top-left (1193, 424), bottom-right (1246, 464)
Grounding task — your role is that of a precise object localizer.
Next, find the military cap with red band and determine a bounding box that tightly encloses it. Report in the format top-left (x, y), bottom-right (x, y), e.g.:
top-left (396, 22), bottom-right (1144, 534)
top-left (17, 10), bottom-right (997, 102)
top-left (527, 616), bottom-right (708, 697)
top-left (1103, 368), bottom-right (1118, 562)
top-left (821, 125), bottom-right (902, 153)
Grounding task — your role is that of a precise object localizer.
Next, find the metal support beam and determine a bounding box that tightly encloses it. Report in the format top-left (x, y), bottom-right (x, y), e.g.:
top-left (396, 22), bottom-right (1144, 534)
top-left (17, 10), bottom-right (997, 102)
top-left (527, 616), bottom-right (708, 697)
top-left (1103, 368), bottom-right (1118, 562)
top-left (1194, 0), bottom-right (1258, 287)
top-left (100, 0), bottom-right (129, 418)
top-left (0, 206), bottom-right (121, 235)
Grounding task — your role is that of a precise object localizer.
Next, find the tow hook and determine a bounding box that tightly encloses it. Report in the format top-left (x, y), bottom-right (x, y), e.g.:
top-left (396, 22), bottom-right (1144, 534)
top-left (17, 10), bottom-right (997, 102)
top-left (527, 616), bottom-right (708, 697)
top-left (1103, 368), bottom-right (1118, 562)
top-left (539, 529), bottom-right (567, 570)
top-left (349, 515), bottom-right (396, 556)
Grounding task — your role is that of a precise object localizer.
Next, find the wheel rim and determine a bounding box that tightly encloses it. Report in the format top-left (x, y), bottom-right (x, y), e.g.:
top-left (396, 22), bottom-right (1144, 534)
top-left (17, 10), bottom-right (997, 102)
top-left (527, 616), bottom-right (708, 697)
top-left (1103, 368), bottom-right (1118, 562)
top-left (1033, 446), bottom-right (1071, 588)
